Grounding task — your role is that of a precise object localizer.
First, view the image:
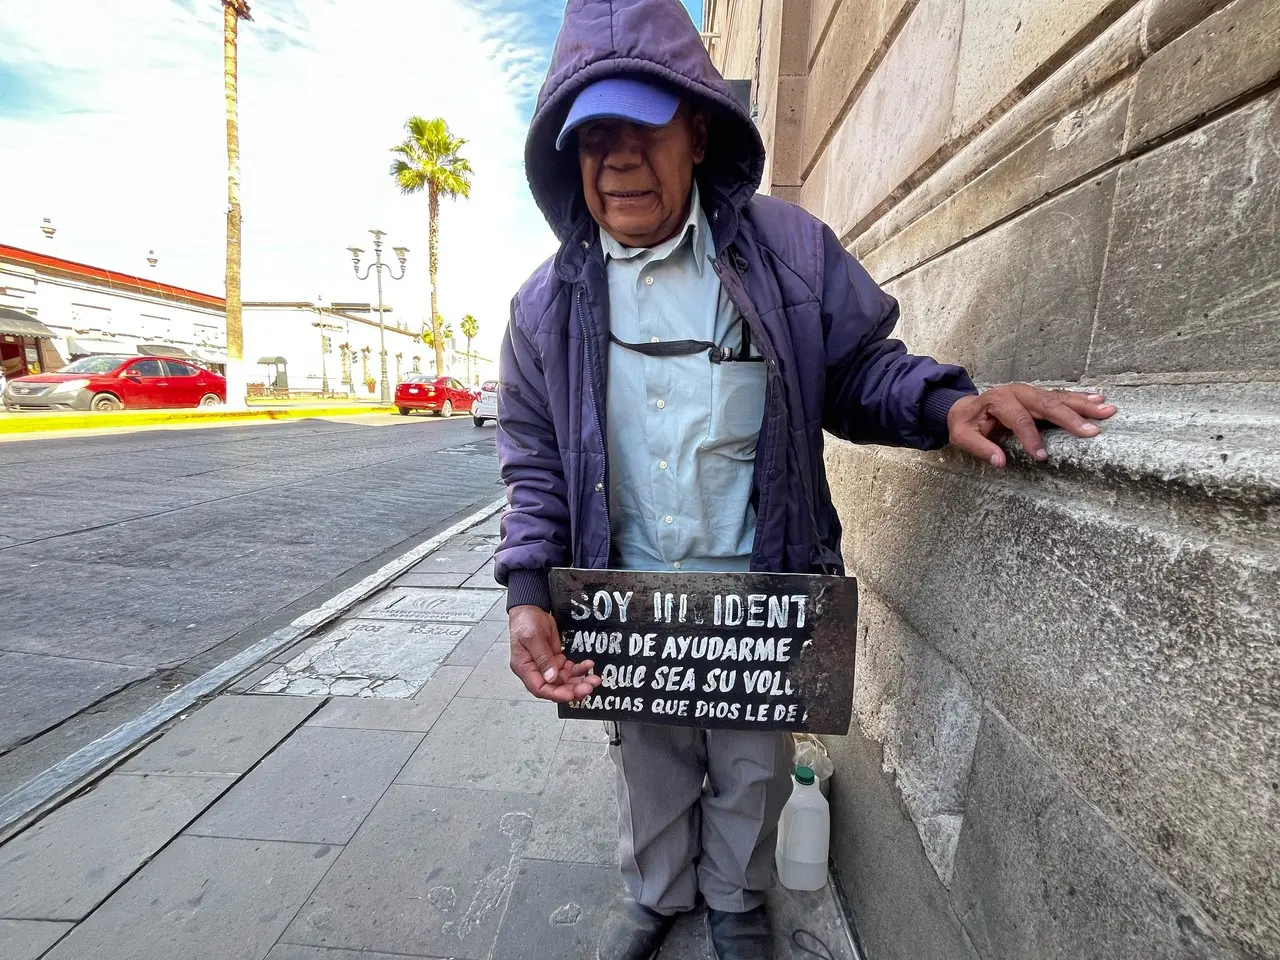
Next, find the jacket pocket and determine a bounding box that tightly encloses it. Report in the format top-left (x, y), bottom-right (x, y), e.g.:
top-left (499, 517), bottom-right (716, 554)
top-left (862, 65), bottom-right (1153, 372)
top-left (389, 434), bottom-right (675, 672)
top-left (707, 361), bottom-right (766, 458)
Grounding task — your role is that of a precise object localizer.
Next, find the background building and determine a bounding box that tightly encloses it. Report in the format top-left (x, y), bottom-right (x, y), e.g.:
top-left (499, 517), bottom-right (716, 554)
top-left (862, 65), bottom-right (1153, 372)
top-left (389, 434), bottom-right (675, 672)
top-left (0, 244), bottom-right (493, 394)
top-left (703, 1), bottom-right (1277, 958)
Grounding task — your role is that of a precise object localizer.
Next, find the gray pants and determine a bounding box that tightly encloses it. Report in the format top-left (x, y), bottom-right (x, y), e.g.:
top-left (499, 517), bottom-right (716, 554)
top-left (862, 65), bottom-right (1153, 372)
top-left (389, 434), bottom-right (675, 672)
top-left (609, 722), bottom-right (793, 915)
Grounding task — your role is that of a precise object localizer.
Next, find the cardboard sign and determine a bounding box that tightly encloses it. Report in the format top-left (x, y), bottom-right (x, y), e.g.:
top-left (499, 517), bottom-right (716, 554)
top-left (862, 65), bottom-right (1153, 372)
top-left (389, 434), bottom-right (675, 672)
top-left (550, 569), bottom-right (858, 734)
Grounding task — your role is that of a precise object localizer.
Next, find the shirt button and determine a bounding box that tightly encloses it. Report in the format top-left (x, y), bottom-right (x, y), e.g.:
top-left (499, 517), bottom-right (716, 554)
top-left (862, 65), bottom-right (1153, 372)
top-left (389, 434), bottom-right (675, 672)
top-left (656, 399), bottom-right (666, 409)
top-left (664, 516), bottom-right (674, 524)
top-left (595, 482), bottom-right (603, 492)
top-left (659, 460), bottom-right (668, 470)
top-left (673, 561), bottom-right (682, 570)
top-left (650, 336), bottom-right (660, 343)
top-left (645, 276), bottom-right (654, 285)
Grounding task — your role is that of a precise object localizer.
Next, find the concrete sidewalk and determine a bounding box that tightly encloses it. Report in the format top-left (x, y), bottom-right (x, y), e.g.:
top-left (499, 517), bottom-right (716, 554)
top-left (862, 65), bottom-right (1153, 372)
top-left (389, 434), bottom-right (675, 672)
top-left (0, 508), bottom-right (856, 960)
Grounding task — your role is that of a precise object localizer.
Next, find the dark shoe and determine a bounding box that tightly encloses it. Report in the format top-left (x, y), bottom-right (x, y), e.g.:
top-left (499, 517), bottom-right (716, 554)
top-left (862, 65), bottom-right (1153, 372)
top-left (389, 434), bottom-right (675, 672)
top-left (597, 898), bottom-right (677, 960)
top-left (706, 905), bottom-right (773, 960)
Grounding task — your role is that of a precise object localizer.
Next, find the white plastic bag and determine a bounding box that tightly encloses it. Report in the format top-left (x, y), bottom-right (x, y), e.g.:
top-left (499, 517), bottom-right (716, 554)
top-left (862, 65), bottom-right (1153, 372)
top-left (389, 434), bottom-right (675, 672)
top-left (791, 733), bottom-right (834, 795)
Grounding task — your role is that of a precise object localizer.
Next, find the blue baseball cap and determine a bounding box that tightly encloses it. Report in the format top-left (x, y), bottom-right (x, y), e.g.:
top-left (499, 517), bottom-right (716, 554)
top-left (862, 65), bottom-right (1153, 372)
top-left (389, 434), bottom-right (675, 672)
top-left (556, 77), bottom-right (682, 151)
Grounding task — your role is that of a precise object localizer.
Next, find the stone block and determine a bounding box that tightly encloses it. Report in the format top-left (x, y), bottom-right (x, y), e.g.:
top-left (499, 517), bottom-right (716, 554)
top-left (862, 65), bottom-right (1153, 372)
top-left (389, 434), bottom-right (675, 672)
top-left (282, 784), bottom-right (538, 959)
top-left (766, 882), bottom-right (860, 959)
top-left (408, 548), bottom-right (491, 576)
top-left (884, 173), bottom-right (1115, 382)
top-left (0, 652), bottom-right (147, 751)
top-left (255, 619), bottom-right (469, 698)
top-left (394, 570), bottom-right (470, 588)
top-left (951, 0), bottom-right (1122, 137)
top-left (822, 0), bottom-right (963, 237)
top-left (1129, 0), bottom-right (1280, 147)
top-left (851, 588), bottom-right (981, 885)
top-left (800, 147), bottom-right (830, 221)
top-left (825, 413), bottom-right (1280, 956)
top-left (353, 586), bottom-right (499, 623)
top-left (526, 740), bottom-right (618, 865)
top-left (119, 694), bottom-right (317, 775)
top-left (267, 948), bottom-right (428, 960)
top-left (1092, 90), bottom-right (1280, 375)
top-left (951, 711), bottom-right (1227, 959)
top-left (802, 0), bottom-right (910, 172)
top-left (779, 0), bottom-right (811, 75)
top-left (821, 727), bottom-right (980, 960)
top-left (0, 773), bottom-right (231, 920)
top-left (396, 697), bottom-right (563, 794)
top-left (770, 75), bottom-right (807, 187)
top-left (1, 919), bottom-right (72, 960)
top-left (444, 617), bottom-right (507, 666)
top-left (490, 859), bottom-right (620, 960)
top-left (1141, 0), bottom-right (1232, 52)
top-left (460, 560), bottom-right (501, 589)
top-left (457, 640), bottom-right (530, 701)
top-left (808, 0), bottom-right (841, 62)
top-left (188, 727), bottom-right (422, 844)
top-left (43, 836), bottom-right (339, 960)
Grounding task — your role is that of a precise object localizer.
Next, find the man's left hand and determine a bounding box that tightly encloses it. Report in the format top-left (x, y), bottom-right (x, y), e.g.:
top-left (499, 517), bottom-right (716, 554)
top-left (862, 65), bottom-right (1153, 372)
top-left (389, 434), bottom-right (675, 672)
top-left (947, 384), bottom-right (1117, 468)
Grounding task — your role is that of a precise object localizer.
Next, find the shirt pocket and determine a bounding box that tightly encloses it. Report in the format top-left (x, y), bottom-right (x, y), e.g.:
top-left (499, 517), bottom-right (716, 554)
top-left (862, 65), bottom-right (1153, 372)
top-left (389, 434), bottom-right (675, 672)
top-left (706, 361), bottom-right (766, 458)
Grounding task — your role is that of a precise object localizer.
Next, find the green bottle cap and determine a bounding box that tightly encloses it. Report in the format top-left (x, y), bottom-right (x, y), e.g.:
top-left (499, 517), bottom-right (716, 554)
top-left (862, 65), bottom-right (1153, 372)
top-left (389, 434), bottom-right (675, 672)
top-left (795, 765), bottom-right (815, 786)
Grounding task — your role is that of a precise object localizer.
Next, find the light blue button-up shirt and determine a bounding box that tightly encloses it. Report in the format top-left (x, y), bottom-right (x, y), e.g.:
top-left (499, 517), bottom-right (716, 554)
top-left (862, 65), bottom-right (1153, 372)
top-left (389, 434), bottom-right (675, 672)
top-left (603, 183), bottom-right (767, 573)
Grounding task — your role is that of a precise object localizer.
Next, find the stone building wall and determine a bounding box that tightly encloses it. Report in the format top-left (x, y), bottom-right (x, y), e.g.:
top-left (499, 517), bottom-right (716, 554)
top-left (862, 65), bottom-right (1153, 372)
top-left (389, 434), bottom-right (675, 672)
top-left (702, 1), bottom-right (1278, 957)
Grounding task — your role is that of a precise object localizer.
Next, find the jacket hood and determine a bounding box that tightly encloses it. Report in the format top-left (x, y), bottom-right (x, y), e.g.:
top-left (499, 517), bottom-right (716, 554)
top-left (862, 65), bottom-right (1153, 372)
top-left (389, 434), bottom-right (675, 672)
top-left (526, 0), bottom-right (765, 245)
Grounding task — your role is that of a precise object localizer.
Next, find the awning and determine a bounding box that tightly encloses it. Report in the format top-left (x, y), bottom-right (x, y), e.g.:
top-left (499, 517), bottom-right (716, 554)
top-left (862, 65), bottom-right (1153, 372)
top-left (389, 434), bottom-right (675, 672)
top-left (0, 306), bottom-right (55, 339)
top-left (138, 343), bottom-right (194, 358)
top-left (67, 337), bottom-right (130, 357)
top-left (257, 356), bottom-right (287, 365)
top-left (191, 347), bottom-right (228, 364)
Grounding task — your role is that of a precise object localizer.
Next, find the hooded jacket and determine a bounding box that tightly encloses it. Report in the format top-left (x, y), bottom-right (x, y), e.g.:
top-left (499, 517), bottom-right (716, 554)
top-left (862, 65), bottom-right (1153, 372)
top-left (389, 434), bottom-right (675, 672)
top-left (495, 0), bottom-right (975, 610)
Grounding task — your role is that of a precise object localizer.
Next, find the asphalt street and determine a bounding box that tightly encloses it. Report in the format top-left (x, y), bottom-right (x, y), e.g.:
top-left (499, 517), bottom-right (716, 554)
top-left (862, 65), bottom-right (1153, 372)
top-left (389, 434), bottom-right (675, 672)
top-left (0, 414), bottom-right (504, 797)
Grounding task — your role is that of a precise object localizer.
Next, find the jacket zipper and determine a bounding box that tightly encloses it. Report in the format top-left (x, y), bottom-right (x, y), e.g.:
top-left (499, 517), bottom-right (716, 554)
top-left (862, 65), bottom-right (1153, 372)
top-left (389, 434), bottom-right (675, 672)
top-left (577, 286), bottom-right (611, 562)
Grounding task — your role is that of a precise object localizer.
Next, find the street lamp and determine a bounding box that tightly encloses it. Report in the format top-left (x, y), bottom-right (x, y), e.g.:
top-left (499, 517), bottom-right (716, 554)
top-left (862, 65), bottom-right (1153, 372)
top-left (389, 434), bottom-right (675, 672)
top-left (40, 218), bottom-right (56, 241)
top-left (146, 250), bottom-right (158, 268)
top-left (348, 230), bottom-right (408, 404)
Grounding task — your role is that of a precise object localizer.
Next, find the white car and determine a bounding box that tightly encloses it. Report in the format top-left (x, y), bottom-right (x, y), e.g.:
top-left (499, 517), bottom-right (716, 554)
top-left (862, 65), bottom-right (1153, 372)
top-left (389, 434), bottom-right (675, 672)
top-left (473, 379), bottom-right (499, 426)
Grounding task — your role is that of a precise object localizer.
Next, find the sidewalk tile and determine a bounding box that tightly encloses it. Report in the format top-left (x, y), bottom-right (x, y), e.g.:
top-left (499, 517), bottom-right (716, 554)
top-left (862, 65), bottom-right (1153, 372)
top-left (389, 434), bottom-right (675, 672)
top-left (255, 621), bottom-right (468, 698)
top-left (283, 784), bottom-right (536, 960)
top-left (231, 660), bottom-right (280, 693)
top-left (268, 947), bottom-right (448, 960)
top-left (43, 836), bottom-right (338, 960)
top-left (397, 698), bottom-right (563, 794)
top-left (527, 740), bottom-right (618, 865)
top-left (563, 719), bottom-right (610, 742)
top-left (353, 587), bottom-right (499, 624)
top-left (443, 619), bottom-right (506, 667)
top-left (456, 641), bottom-right (528, 700)
top-left (659, 911), bottom-right (712, 959)
top-left (188, 727), bottom-right (421, 845)
top-left (484, 599), bottom-right (509, 622)
top-left (0, 773), bottom-right (231, 920)
top-left (490, 859), bottom-right (620, 960)
top-left (408, 549), bottom-right (491, 576)
top-left (1, 919), bottom-right (73, 960)
top-left (395, 571), bottom-right (470, 588)
top-left (0, 652), bottom-right (148, 752)
top-left (765, 883), bottom-right (857, 959)
top-left (459, 560), bottom-right (500, 589)
top-left (307, 664), bottom-right (471, 733)
top-left (119, 694), bottom-right (317, 776)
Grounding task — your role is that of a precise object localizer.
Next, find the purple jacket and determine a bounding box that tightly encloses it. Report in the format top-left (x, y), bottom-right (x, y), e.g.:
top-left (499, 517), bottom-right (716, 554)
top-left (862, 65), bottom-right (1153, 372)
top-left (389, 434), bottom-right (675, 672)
top-left (496, 0), bottom-right (975, 610)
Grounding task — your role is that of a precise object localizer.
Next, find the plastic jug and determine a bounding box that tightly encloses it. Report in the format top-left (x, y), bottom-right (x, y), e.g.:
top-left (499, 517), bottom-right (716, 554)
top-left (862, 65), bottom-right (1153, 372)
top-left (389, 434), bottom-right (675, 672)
top-left (775, 765), bottom-right (830, 891)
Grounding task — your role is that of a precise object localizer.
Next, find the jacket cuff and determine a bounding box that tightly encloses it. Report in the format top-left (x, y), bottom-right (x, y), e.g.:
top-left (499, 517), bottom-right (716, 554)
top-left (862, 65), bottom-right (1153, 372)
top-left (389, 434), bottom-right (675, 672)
top-left (921, 386), bottom-right (976, 439)
top-left (505, 568), bottom-right (552, 612)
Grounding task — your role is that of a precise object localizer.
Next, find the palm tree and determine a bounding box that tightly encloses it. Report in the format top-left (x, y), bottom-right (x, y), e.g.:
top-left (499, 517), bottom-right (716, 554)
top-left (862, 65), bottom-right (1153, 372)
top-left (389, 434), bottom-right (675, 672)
top-left (421, 315), bottom-right (455, 375)
top-left (459, 314), bottom-right (479, 384)
top-left (389, 117), bottom-right (473, 377)
top-left (222, 0), bottom-right (252, 409)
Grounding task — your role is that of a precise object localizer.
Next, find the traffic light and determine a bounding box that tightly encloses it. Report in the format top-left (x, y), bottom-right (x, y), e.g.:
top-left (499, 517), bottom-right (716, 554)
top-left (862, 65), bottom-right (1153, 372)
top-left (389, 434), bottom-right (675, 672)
top-left (321, 335), bottom-right (331, 353)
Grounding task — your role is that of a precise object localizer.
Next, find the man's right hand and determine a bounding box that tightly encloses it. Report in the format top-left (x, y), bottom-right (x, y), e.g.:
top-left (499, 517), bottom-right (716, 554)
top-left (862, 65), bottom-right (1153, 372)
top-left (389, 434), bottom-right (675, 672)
top-left (509, 604), bottom-right (603, 703)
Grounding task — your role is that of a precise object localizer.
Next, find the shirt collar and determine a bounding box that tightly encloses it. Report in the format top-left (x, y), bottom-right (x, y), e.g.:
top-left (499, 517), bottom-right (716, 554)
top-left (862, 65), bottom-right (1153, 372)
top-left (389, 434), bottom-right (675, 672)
top-left (599, 181), bottom-right (710, 277)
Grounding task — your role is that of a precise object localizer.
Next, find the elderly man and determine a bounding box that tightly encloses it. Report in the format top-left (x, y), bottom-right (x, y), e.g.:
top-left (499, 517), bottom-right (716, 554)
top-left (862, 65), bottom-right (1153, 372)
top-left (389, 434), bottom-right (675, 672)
top-left (496, 2), bottom-right (1115, 958)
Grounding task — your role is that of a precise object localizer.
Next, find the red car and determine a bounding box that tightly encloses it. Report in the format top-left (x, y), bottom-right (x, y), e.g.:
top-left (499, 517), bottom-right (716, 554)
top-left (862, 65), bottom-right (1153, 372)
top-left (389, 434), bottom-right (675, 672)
top-left (2, 354), bottom-right (226, 412)
top-left (395, 374), bottom-right (478, 417)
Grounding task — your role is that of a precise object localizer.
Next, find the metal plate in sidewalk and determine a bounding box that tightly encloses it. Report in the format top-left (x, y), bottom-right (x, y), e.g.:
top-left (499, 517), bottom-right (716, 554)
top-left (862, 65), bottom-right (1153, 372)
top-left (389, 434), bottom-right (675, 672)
top-left (253, 620), bottom-right (472, 698)
top-left (352, 587), bottom-right (499, 623)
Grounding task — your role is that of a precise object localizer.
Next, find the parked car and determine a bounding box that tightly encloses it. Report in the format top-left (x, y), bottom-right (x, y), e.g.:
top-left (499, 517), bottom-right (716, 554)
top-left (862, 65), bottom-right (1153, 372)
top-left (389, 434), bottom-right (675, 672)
top-left (395, 374), bottom-right (478, 417)
top-left (2, 355), bottom-right (226, 412)
top-left (473, 379), bottom-right (499, 427)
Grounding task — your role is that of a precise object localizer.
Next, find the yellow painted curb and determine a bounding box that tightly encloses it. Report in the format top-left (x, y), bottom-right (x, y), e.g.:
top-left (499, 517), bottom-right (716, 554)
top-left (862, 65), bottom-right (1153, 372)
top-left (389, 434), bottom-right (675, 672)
top-left (0, 405), bottom-right (398, 435)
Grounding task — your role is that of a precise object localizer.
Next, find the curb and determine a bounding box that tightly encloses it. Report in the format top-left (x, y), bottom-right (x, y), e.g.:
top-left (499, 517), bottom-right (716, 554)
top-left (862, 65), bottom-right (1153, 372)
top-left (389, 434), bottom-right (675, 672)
top-left (0, 495), bottom-right (507, 842)
top-left (0, 404), bottom-right (398, 435)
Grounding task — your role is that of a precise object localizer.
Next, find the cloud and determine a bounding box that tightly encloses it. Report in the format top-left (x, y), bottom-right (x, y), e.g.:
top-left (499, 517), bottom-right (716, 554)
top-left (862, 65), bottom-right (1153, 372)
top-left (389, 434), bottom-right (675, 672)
top-left (0, 0), bottom-right (704, 363)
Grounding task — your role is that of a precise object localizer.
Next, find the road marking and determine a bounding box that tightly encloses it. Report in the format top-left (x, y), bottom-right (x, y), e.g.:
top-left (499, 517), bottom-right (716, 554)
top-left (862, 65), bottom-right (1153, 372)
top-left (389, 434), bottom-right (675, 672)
top-left (0, 494), bottom-right (508, 839)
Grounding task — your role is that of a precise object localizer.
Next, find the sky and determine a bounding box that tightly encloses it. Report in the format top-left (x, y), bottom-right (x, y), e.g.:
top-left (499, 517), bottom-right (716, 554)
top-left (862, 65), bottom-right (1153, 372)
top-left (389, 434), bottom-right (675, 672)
top-left (0, 0), bottom-right (703, 362)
